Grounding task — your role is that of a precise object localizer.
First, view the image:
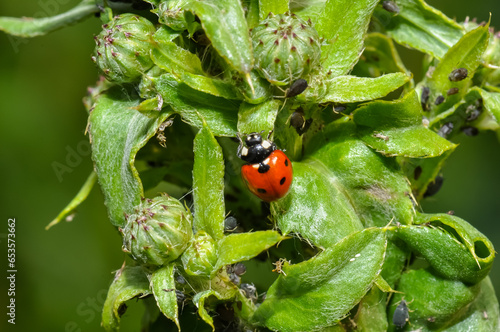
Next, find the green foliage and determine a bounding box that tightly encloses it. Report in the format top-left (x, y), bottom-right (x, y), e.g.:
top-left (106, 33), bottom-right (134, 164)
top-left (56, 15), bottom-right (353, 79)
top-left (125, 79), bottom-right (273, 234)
top-left (3, 0), bottom-right (499, 331)
top-left (253, 228), bottom-right (387, 331)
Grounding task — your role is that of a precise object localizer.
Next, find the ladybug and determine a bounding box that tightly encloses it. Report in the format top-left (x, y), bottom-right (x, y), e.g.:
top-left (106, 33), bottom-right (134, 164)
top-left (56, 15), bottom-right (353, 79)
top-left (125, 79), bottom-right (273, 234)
top-left (237, 132), bottom-right (293, 202)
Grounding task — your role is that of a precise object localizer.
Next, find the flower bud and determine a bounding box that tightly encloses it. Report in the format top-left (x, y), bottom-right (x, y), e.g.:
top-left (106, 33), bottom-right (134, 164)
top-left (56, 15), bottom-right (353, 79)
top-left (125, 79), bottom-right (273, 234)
top-left (181, 231), bottom-right (217, 277)
top-left (154, 0), bottom-right (191, 31)
top-left (121, 194), bottom-right (193, 266)
top-left (251, 13), bottom-right (321, 85)
top-left (92, 14), bottom-right (156, 83)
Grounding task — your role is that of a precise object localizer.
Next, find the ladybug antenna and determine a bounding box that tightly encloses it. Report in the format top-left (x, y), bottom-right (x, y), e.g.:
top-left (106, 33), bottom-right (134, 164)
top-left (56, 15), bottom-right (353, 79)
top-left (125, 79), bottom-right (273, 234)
top-left (267, 129), bottom-right (274, 140)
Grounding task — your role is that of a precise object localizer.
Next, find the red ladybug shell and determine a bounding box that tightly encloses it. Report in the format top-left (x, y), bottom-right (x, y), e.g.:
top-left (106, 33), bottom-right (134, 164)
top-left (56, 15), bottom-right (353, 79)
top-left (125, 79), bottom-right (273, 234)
top-left (241, 150), bottom-right (293, 202)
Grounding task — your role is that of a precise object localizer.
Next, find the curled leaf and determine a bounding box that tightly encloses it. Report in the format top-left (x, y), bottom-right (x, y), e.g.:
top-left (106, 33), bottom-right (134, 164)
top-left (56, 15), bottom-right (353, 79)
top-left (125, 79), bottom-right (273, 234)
top-left (395, 213), bottom-right (495, 284)
top-left (150, 264), bottom-right (180, 331)
top-left (89, 87), bottom-right (172, 227)
top-left (102, 266), bottom-right (151, 332)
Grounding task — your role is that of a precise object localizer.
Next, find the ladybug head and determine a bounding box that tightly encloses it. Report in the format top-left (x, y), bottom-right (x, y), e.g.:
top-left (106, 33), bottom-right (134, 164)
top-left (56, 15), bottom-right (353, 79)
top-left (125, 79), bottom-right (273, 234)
top-left (245, 132), bottom-right (263, 147)
top-left (238, 132), bottom-right (277, 163)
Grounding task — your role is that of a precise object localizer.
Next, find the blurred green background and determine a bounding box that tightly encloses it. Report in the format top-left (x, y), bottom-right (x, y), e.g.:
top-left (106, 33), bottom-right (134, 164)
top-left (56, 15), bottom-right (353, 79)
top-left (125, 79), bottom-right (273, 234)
top-left (0, 1), bottom-right (498, 331)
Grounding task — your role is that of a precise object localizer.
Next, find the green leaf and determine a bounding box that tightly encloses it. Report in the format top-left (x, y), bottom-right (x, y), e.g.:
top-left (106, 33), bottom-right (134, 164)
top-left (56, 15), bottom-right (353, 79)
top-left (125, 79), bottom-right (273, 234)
top-left (304, 120), bottom-right (415, 228)
top-left (290, 1), bottom-right (326, 22)
top-left (237, 99), bottom-right (280, 134)
top-left (389, 268), bottom-right (481, 331)
top-left (399, 149), bottom-right (454, 200)
top-left (102, 266), bottom-right (151, 332)
top-left (270, 160), bottom-right (364, 248)
top-left (193, 123), bottom-right (225, 241)
top-left (271, 103), bottom-right (304, 161)
top-left (185, 0), bottom-right (253, 74)
top-left (380, 240), bottom-right (409, 288)
top-left (46, 171), bottom-right (97, 230)
top-left (353, 90), bottom-right (457, 158)
top-left (151, 41), bottom-right (205, 75)
top-left (89, 87), bottom-right (172, 227)
top-left (212, 230), bottom-right (285, 275)
top-left (355, 287), bottom-right (388, 331)
top-left (394, 213), bottom-right (495, 284)
top-left (316, 0), bottom-right (379, 76)
top-left (351, 32), bottom-right (410, 78)
top-left (245, 0), bottom-right (260, 29)
top-left (151, 73), bottom-right (239, 136)
top-left (233, 69), bottom-right (273, 104)
top-left (179, 72), bottom-right (241, 100)
top-left (313, 73), bottom-right (410, 104)
top-left (253, 228), bottom-right (387, 331)
top-left (444, 277), bottom-right (499, 331)
top-left (0, 0), bottom-right (98, 37)
top-left (470, 87), bottom-right (500, 130)
top-left (259, 0), bottom-right (289, 20)
top-left (373, 0), bottom-right (464, 59)
top-left (152, 25), bottom-right (181, 43)
top-left (150, 264), bottom-right (179, 331)
top-left (234, 289), bottom-right (258, 322)
top-left (193, 286), bottom-right (238, 330)
top-left (424, 23), bottom-right (490, 118)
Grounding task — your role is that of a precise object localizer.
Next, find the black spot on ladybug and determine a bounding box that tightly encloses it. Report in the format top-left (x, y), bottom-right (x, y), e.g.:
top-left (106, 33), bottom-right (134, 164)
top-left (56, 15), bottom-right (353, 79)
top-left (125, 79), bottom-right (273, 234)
top-left (286, 79), bottom-right (308, 98)
top-left (449, 68), bottom-right (468, 82)
top-left (285, 159), bottom-right (289, 167)
top-left (414, 166), bottom-right (422, 180)
top-left (257, 188), bottom-right (267, 193)
top-left (280, 177), bottom-right (286, 185)
top-left (258, 163), bottom-right (271, 173)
